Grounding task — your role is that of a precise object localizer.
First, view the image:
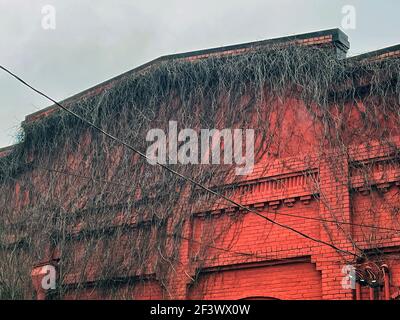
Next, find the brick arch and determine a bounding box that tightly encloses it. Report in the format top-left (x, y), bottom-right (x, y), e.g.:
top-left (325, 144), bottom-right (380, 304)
top-left (239, 296), bottom-right (280, 300)
top-left (188, 259), bottom-right (322, 300)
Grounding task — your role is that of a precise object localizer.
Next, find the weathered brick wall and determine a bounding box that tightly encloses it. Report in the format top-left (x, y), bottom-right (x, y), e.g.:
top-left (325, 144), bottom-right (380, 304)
top-left (188, 261), bottom-right (322, 300)
top-left (3, 29), bottom-right (400, 300)
top-left (63, 279), bottom-right (163, 300)
top-left (22, 98), bottom-right (400, 300)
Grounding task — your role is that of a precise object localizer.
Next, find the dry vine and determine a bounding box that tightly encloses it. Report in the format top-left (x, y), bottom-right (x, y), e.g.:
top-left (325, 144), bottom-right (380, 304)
top-left (0, 44), bottom-right (399, 299)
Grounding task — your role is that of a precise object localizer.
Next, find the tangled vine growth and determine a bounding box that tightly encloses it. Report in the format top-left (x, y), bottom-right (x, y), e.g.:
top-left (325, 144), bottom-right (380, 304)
top-left (0, 44), bottom-right (399, 299)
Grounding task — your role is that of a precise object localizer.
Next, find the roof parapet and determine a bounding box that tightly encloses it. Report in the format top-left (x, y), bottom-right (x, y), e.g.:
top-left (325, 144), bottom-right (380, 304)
top-left (0, 145), bottom-right (14, 158)
top-left (350, 44), bottom-right (400, 62)
top-left (24, 28), bottom-right (349, 124)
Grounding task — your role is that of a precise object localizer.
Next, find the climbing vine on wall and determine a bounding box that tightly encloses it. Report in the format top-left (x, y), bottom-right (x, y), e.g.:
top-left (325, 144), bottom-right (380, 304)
top-left (0, 44), bottom-right (399, 299)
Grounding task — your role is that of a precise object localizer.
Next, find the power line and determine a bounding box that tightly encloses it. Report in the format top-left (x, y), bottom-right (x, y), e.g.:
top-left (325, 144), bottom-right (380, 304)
top-left (32, 164), bottom-right (400, 233)
top-left (0, 65), bottom-right (361, 258)
top-left (172, 233), bottom-right (347, 265)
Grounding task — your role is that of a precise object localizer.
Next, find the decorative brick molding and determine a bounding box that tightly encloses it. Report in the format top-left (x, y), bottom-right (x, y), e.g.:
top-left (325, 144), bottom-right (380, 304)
top-left (350, 155), bottom-right (400, 193)
top-left (193, 168), bottom-right (319, 215)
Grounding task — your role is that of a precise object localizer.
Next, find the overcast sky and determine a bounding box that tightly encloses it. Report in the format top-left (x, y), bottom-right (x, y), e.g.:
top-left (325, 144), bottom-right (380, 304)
top-left (0, 0), bottom-right (399, 148)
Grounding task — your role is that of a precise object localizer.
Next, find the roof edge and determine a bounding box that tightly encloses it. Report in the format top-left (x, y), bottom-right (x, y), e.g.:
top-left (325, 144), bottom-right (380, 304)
top-left (0, 145), bottom-right (15, 158)
top-left (24, 28), bottom-right (348, 123)
top-left (350, 44), bottom-right (400, 62)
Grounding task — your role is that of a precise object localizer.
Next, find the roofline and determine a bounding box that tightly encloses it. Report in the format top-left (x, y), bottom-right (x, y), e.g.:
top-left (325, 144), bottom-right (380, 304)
top-left (349, 44), bottom-right (400, 61)
top-left (0, 145), bottom-right (15, 158)
top-left (24, 28), bottom-right (349, 123)
top-left (160, 28), bottom-right (349, 59)
top-left (3, 28), bottom-right (398, 152)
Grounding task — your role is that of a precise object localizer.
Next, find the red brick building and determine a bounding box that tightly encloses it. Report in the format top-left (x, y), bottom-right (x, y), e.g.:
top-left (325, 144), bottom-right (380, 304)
top-left (1, 29), bottom-right (400, 300)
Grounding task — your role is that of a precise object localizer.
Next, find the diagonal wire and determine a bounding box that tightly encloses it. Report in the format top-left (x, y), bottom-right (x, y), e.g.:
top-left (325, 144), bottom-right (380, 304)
top-left (0, 64), bottom-right (362, 258)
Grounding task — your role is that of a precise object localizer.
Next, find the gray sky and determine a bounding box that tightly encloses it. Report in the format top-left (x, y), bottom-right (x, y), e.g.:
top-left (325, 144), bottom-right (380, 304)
top-left (1, 0), bottom-right (399, 148)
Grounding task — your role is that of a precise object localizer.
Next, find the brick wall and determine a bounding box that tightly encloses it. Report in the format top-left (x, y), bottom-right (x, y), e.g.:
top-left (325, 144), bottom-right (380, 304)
top-left (3, 29), bottom-right (400, 300)
top-left (188, 260), bottom-right (322, 300)
top-left (21, 97), bottom-right (400, 300)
